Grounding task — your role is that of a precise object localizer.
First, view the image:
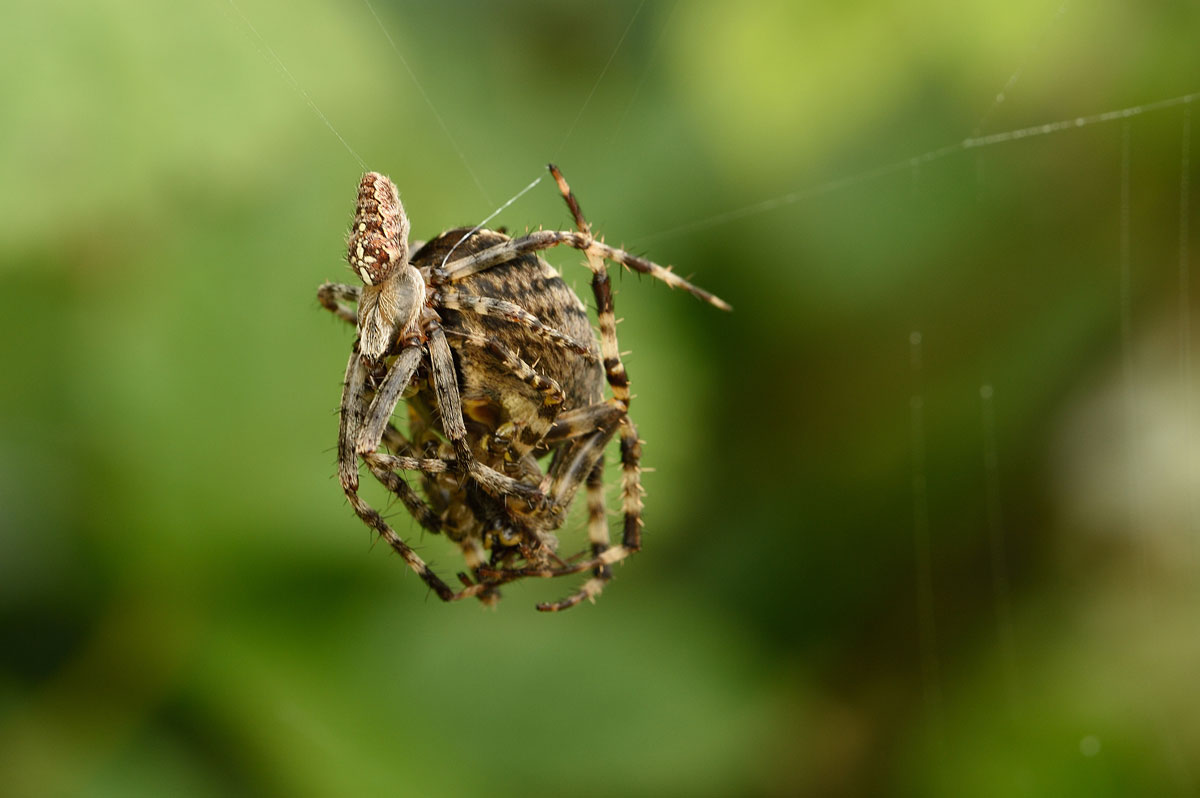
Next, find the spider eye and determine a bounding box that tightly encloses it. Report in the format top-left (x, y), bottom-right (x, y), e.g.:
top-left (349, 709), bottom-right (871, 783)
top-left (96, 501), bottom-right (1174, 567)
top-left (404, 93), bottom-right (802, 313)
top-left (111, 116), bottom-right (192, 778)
top-left (348, 172), bottom-right (410, 285)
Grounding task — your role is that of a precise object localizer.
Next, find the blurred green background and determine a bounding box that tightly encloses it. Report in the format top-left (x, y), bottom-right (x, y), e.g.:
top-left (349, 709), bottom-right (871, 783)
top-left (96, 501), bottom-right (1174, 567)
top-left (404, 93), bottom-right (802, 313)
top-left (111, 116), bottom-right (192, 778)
top-left (3, 0), bottom-right (1199, 795)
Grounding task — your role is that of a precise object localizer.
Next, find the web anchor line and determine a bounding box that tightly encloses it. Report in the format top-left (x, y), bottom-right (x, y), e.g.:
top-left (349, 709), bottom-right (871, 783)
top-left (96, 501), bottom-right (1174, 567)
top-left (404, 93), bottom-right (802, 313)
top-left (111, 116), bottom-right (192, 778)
top-left (637, 90), bottom-right (1200, 245)
top-left (440, 174), bottom-right (546, 269)
top-left (556, 0), bottom-right (648, 159)
top-left (971, 1), bottom-right (1072, 137)
top-left (359, 0), bottom-right (491, 206)
top-left (225, 0), bottom-right (367, 171)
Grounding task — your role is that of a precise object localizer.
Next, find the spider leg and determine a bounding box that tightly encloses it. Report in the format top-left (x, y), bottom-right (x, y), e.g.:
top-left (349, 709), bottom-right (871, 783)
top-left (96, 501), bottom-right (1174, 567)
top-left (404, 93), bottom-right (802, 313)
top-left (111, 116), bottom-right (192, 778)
top-left (536, 458), bottom-right (611, 612)
top-left (486, 415), bottom-right (643, 589)
top-left (375, 420), bottom-right (511, 592)
top-left (540, 167), bottom-right (645, 600)
top-left (477, 406), bottom-right (626, 577)
top-left (386, 396), bottom-right (507, 606)
top-left (548, 418), bottom-right (644, 580)
top-left (325, 284), bottom-right (466, 540)
top-left (376, 413), bottom-right (464, 519)
top-left (474, 179), bottom-right (647, 603)
top-left (337, 348), bottom-right (368, 495)
top-left (615, 417), bottom-right (645, 564)
top-left (337, 344), bottom-right (485, 602)
top-left (353, 345), bottom-right (448, 534)
top-left (438, 328), bottom-right (631, 602)
top-left (484, 170), bottom-right (652, 608)
top-left (434, 290), bottom-right (597, 360)
top-left (318, 281), bottom-right (361, 325)
top-left (546, 416), bottom-right (620, 512)
top-left (541, 402), bottom-right (626, 447)
top-left (549, 163), bottom-right (593, 236)
top-left (427, 322), bottom-right (545, 505)
top-left (442, 328), bottom-right (567, 469)
top-left (431, 230), bottom-right (730, 311)
top-left (523, 164), bottom-right (638, 420)
top-left (368, 452), bottom-right (454, 473)
top-left (399, 397), bottom-right (471, 511)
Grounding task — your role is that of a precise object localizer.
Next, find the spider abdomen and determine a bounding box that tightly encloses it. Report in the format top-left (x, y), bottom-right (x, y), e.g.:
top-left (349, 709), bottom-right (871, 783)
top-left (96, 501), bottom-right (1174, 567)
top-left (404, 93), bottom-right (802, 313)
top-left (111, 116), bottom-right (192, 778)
top-left (414, 229), bottom-right (604, 429)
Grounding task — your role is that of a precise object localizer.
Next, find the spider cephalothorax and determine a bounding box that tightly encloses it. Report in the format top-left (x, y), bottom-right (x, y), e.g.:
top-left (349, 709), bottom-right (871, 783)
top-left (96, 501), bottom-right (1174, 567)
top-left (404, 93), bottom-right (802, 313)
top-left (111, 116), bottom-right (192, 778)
top-left (318, 166), bottom-right (729, 610)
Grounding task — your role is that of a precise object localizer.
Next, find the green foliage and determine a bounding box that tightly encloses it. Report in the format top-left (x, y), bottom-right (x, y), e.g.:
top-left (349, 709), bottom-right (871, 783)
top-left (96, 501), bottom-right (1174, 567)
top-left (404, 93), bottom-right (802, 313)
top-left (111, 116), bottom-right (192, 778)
top-left (2, 1), bottom-right (1199, 795)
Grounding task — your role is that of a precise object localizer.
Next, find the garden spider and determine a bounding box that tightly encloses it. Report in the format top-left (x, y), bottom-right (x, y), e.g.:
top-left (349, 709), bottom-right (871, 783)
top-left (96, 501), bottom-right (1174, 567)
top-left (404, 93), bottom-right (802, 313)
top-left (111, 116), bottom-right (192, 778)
top-left (318, 166), bottom-right (729, 610)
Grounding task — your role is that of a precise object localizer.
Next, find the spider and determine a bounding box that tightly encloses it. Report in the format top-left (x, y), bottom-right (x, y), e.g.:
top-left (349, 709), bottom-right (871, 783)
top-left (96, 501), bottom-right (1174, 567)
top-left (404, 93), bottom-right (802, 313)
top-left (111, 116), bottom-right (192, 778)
top-left (318, 166), bottom-right (729, 610)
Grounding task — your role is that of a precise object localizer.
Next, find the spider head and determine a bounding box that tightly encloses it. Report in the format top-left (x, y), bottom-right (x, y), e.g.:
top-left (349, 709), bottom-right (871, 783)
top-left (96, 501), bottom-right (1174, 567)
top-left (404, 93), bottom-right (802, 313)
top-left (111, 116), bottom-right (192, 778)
top-left (348, 172), bottom-right (410, 286)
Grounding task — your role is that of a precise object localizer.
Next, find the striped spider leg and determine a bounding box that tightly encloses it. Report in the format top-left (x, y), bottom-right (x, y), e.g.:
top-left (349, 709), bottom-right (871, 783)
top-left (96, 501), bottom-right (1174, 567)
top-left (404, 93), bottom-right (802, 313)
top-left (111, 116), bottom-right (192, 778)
top-left (320, 173), bottom-right (599, 604)
top-left (324, 173), bottom-right (583, 604)
top-left (319, 166), bottom-right (730, 610)
top-left (464, 166), bottom-right (662, 610)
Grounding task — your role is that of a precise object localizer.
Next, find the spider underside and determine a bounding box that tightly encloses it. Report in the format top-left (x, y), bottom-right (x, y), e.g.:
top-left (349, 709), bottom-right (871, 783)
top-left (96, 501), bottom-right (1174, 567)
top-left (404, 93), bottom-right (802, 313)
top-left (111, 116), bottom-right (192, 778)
top-left (318, 166), bottom-right (729, 611)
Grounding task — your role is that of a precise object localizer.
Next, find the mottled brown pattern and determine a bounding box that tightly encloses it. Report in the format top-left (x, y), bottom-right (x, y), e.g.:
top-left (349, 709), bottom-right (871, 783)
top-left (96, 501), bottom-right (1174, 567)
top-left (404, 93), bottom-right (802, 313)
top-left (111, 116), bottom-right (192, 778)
top-left (318, 166), bottom-right (729, 610)
top-left (347, 172), bottom-right (408, 286)
top-left (418, 228), bottom-right (603, 436)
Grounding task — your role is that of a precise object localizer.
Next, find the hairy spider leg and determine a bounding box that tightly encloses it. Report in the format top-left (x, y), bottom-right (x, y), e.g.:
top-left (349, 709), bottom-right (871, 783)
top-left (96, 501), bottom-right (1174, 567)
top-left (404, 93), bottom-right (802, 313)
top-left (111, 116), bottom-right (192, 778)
top-left (356, 344), bottom-right (445, 534)
top-left (322, 166), bottom-right (724, 610)
top-left (433, 290), bottom-right (595, 358)
top-left (325, 279), bottom-right (595, 361)
top-left (337, 344), bottom-right (486, 603)
top-left (352, 325), bottom-right (554, 601)
top-left (394, 397), bottom-right (498, 600)
top-left (475, 167), bottom-right (649, 609)
top-left (317, 281), bottom-right (361, 324)
top-left (442, 326), bottom-right (569, 469)
top-left (536, 459), bottom-right (612, 612)
top-left (320, 278), bottom-right (593, 600)
top-left (321, 277), bottom-right (596, 474)
top-left (540, 167), bottom-right (643, 609)
top-left (432, 231), bottom-right (732, 312)
top-left (541, 402), bottom-right (627, 446)
top-left (477, 408), bottom-right (629, 588)
top-left (425, 321), bottom-right (545, 504)
top-left (319, 280), bottom-right (569, 504)
top-left (496, 384), bottom-right (646, 606)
